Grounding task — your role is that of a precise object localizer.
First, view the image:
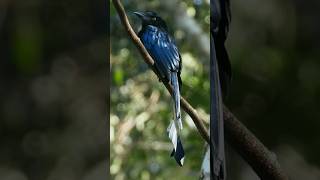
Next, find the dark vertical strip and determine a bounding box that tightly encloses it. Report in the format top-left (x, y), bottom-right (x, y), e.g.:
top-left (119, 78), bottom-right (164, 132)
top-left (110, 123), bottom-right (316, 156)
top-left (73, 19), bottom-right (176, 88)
top-left (210, 0), bottom-right (227, 179)
top-left (106, 0), bottom-right (111, 179)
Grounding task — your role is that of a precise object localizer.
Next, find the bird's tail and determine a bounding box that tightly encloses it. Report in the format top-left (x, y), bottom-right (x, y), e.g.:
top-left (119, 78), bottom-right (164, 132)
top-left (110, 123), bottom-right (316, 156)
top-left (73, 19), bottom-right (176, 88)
top-left (167, 72), bottom-right (184, 166)
top-left (172, 72), bottom-right (182, 130)
top-left (210, 35), bottom-right (226, 180)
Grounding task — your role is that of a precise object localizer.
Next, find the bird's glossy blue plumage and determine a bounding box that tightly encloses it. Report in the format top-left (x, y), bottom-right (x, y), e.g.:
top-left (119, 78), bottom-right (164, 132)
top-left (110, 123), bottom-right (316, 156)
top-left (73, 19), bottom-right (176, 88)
top-left (135, 11), bottom-right (184, 166)
top-left (139, 25), bottom-right (181, 80)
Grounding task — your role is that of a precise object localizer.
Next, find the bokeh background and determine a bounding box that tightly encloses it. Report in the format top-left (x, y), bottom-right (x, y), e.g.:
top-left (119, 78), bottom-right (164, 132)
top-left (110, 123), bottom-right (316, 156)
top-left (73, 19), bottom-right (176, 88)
top-left (110, 0), bottom-right (210, 179)
top-left (0, 0), bottom-right (108, 180)
top-left (111, 0), bottom-right (320, 180)
top-left (1, 0), bottom-right (319, 179)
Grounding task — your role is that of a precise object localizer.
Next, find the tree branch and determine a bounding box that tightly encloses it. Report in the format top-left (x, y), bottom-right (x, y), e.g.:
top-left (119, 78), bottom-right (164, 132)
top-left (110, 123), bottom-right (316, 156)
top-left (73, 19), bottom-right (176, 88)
top-left (223, 106), bottom-right (288, 180)
top-left (112, 0), bottom-right (210, 144)
top-left (112, 0), bottom-right (289, 180)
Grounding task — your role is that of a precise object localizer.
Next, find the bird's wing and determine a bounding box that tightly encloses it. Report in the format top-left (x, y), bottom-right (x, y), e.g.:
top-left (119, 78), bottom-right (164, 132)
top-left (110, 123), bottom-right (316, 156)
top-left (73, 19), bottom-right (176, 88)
top-left (140, 26), bottom-right (181, 78)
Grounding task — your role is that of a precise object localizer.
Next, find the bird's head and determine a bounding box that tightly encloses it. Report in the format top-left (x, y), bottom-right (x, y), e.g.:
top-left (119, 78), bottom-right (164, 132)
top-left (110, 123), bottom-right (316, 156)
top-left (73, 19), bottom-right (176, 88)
top-left (134, 11), bottom-right (167, 30)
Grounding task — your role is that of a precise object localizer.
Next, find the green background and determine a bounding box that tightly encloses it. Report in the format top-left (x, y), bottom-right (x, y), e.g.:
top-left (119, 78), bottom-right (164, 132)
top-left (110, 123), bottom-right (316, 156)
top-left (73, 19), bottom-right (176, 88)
top-left (110, 0), bottom-right (320, 180)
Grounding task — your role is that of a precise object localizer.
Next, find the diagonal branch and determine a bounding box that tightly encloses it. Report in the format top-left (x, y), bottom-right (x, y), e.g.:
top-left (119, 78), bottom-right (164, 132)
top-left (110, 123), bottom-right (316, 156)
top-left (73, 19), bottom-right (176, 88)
top-left (223, 106), bottom-right (288, 180)
top-left (112, 0), bottom-right (289, 180)
top-left (112, 0), bottom-right (210, 144)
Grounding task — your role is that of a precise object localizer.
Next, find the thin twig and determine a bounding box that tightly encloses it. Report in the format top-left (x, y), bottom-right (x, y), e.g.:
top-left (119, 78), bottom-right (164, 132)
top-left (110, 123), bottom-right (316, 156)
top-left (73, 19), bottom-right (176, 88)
top-left (112, 0), bottom-right (210, 143)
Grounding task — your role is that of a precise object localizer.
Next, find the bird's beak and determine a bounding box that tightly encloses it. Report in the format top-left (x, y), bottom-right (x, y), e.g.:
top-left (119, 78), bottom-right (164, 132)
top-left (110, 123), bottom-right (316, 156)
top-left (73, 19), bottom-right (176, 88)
top-left (133, 11), bottom-right (145, 19)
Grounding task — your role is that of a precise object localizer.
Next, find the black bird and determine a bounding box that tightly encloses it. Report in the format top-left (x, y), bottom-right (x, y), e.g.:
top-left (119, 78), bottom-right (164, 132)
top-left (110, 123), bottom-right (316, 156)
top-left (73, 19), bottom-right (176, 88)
top-left (210, 0), bottom-right (231, 179)
top-left (134, 11), bottom-right (184, 166)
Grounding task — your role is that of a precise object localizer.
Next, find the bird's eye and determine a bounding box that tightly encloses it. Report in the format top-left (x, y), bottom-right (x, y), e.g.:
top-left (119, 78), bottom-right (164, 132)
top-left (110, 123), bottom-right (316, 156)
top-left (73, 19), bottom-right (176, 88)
top-left (152, 17), bottom-right (156, 21)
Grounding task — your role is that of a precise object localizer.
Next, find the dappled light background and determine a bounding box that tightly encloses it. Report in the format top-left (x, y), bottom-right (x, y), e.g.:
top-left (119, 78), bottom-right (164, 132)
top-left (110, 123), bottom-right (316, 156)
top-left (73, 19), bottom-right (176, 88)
top-left (111, 0), bottom-right (320, 180)
top-left (0, 0), bottom-right (107, 180)
top-left (110, 0), bottom-right (210, 179)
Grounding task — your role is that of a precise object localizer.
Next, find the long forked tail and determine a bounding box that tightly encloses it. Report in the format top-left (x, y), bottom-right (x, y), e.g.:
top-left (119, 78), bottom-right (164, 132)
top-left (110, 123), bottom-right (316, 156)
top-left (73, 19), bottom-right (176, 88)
top-left (167, 71), bottom-right (184, 166)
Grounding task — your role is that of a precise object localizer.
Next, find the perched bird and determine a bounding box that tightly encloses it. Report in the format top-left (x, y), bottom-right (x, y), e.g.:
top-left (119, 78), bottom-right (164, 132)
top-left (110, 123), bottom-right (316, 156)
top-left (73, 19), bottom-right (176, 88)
top-left (134, 11), bottom-right (184, 166)
top-left (210, 0), bottom-right (231, 179)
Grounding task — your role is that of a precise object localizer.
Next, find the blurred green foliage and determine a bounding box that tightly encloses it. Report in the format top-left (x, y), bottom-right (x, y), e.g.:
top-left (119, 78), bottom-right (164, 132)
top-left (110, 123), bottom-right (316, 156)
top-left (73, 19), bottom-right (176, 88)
top-left (111, 0), bottom-right (320, 180)
top-left (2, 0), bottom-right (319, 179)
top-left (0, 0), bottom-right (107, 180)
top-left (110, 0), bottom-right (210, 179)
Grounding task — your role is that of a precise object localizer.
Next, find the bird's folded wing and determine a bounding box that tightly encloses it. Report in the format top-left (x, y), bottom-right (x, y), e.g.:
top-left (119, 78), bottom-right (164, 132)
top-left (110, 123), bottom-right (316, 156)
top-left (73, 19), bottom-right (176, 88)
top-left (141, 26), bottom-right (181, 75)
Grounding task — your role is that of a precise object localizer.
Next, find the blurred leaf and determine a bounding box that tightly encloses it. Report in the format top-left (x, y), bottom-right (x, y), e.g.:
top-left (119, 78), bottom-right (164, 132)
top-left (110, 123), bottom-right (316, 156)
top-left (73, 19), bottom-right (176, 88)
top-left (12, 18), bottom-right (42, 74)
top-left (113, 67), bottom-right (124, 85)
